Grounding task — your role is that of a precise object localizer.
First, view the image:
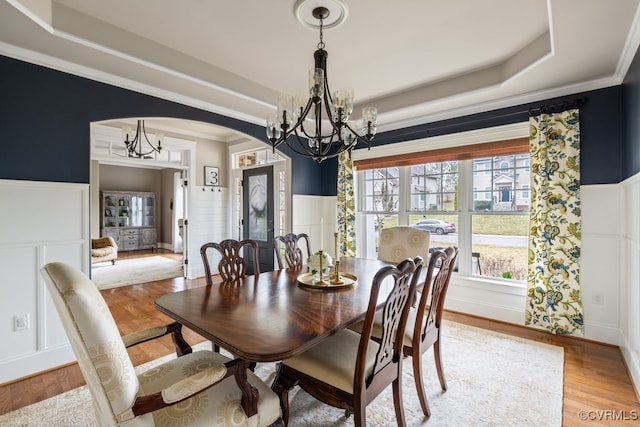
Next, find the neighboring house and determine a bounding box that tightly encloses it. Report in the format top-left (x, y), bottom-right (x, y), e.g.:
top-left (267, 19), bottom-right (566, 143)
top-left (472, 154), bottom-right (531, 211)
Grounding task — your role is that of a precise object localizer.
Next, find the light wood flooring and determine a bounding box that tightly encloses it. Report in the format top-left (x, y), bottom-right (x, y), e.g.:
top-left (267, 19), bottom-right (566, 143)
top-left (1, 250), bottom-right (638, 426)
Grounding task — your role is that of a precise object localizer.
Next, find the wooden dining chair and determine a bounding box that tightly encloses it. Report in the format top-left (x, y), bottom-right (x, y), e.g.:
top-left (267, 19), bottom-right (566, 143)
top-left (377, 226), bottom-right (430, 263)
top-left (273, 233), bottom-right (311, 269)
top-left (404, 246), bottom-right (458, 417)
top-left (271, 257), bottom-right (422, 426)
top-left (41, 262), bottom-right (284, 426)
top-left (201, 238), bottom-right (259, 284)
top-left (350, 246), bottom-right (459, 418)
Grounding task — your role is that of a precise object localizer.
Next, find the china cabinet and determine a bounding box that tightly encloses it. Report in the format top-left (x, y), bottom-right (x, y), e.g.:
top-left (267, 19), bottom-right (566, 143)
top-left (101, 191), bottom-right (157, 251)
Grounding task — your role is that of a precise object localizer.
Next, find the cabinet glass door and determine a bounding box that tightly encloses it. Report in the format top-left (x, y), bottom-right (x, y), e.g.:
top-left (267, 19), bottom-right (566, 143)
top-left (117, 195), bottom-right (131, 227)
top-left (143, 196), bottom-right (154, 226)
top-left (130, 195), bottom-right (143, 227)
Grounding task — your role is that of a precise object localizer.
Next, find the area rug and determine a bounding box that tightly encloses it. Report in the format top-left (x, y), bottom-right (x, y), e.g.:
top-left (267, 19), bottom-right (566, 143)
top-left (0, 321), bottom-right (564, 426)
top-left (91, 256), bottom-right (183, 290)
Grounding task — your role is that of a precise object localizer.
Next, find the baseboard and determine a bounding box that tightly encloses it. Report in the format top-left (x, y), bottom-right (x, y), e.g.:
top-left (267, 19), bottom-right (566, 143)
top-left (446, 295), bottom-right (621, 345)
top-left (0, 344), bottom-right (75, 385)
top-left (620, 333), bottom-right (640, 402)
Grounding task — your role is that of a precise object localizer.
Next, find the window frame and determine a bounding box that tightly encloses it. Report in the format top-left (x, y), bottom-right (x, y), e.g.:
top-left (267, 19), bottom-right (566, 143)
top-left (352, 122), bottom-right (530, 283)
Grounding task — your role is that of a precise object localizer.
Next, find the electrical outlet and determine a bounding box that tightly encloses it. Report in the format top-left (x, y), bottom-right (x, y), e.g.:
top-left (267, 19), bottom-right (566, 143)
top-left (14, 314), bottom-right (30, 331)
top-left (592, 291), bottom-right (604, 306)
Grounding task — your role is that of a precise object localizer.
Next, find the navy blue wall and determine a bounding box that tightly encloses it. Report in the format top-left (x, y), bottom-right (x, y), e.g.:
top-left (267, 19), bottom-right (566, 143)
top-left (0, 55), bottom-right (323, 195)
top-left (370, 86), bottom-right (623, 186)
top-left (623, 46), bottom-right (640, 179)
top-left (0, 55), bottom-right (627, 196)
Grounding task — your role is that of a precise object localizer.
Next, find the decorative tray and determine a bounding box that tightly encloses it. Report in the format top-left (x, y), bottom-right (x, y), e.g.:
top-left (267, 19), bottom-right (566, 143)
top-left (297, 272), bottom-right (357, 291)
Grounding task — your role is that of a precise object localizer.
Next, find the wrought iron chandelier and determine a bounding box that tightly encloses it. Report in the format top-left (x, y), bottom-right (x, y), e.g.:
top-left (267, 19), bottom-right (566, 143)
top-left (122, 120), bottom-right (163, 158)
top-left (266, 4), bottom-right (377, 163)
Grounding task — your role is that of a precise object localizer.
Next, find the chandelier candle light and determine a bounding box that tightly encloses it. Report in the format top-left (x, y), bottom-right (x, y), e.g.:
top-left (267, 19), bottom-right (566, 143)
top-left (266, 3), bottom-right (377, 162)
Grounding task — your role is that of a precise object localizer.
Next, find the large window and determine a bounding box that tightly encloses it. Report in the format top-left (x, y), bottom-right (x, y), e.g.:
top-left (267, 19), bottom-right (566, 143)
top-left (355, 135), bottom-right (530, 282)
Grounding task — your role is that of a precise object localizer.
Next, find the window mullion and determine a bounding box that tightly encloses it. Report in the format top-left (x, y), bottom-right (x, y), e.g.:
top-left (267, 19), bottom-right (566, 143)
top-left (398, 166), bottom-right (409, 225)
top-left (457, 160), bottom-right (473, 275)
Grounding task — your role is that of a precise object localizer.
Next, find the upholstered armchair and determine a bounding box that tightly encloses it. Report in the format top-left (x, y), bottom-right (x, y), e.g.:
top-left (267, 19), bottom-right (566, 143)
top-left (377, 226), bottom-right (430, 263)
top-left (91, 236), bottom-right (118, 265)
top-left (41, 262), bottom-right (283, 426)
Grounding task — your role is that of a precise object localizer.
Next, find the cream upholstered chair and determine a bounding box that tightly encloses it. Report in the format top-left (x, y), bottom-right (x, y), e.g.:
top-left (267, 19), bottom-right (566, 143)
top-left (351, 247), bottom-right (459, 418)
top-left (377, 226), bottom-right (430, 263)
top-left (41, 262), bottom-right (283, 427)
top-left (273, 233), bottom-right (311, 270)
top-left (91, 236), bottom-right (118, 265)
top-left (271, 258), bottom-right (422, 426)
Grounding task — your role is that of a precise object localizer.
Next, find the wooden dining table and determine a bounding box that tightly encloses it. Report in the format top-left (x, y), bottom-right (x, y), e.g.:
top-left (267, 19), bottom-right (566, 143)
top-left (154, 257), bottom-right (394, 362)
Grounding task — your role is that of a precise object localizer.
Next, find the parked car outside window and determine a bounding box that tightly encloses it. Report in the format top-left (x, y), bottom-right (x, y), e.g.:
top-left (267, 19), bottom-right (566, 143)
top-left (412, 219), bottom-right (456, 235)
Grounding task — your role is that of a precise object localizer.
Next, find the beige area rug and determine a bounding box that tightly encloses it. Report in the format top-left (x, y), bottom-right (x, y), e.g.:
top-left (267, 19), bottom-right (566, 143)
top-left (91, 256), bottom-right (183, 290)
top-left (0, 321), bottom-right (564, 426)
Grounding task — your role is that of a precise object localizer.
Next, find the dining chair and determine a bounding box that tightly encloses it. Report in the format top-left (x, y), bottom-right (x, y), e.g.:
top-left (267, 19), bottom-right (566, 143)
top-left (41, 262), bottom-right (284, 427)
top-left (377, 226), bottom-right (430, 263)
top-left (270, 257), bottom-right (422, 426)
top-left (350, 246), bottom-right (459, 417)
top-left (273, 232), bottom-right (311, 269)
top-left (201, 238), bottom-right (259, 284)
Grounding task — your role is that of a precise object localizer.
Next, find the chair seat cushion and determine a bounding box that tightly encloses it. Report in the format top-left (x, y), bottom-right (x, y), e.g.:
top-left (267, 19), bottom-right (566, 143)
top-left (136, 350), bottom-right (281, 427)
top-left (281, 329), bottom-right (379, 394)
top-left (91, 246), bottom-right (116, 258)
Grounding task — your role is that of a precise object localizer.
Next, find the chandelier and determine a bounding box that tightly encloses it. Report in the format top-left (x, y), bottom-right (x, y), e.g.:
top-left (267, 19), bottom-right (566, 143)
top-left (122, 120), bottom-right (163, 159)
top-left (266, 4), bottom-right (377, 163)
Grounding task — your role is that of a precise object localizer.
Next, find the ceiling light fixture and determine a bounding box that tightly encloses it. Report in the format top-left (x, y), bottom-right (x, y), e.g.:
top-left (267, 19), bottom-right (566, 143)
top-left (266, 1), bottom-right (377, 163)
top-left (121, 120), bottom-right (163, 159)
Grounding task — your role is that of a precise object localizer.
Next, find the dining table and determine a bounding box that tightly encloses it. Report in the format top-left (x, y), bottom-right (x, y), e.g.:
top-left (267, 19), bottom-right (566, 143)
top-left (154, 257), bottom-right (398, 363)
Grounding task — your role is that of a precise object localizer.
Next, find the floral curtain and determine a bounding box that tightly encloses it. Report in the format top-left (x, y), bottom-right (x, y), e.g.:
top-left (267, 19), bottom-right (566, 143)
top-left (525, 108), bottom-right (583, 335)
top-left (337, 151), bottom-right (356, 256)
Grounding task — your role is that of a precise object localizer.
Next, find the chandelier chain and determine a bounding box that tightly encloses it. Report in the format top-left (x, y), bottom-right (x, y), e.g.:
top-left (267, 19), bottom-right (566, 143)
top-left (317, 17), bottom-right (325, 50)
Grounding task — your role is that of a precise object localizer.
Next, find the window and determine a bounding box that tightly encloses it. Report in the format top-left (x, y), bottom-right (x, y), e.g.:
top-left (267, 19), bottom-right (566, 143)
top-left (354, 132), bottom-right (530, 281)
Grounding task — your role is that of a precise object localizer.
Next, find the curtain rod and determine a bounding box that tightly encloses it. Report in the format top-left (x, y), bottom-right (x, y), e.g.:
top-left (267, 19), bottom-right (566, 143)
top-left (376, 96), bottom-right (588, 142)
top-left (528, 97), bottom-right (587, 116)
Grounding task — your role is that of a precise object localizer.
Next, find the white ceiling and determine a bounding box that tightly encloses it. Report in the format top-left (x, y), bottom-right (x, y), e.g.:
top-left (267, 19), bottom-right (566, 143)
top-left (1, 0), bottom-right (640, 142)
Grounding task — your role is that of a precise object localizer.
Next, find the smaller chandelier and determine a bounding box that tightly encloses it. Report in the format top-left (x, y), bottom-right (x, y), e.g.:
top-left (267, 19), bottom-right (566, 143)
top-left (266, 5), bottom-right (377, 163)
top-left (122, 120), bottom-right (163, 159)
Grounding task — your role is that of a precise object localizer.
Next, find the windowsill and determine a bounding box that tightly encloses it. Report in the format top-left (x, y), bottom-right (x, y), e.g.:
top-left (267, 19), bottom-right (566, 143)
top-left (451, 273), bottom-right (527, 296)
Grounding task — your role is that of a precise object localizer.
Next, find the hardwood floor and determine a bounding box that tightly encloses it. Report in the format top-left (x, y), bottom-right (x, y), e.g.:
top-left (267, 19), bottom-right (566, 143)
top-left (1, 253), bottom-right (638, 426)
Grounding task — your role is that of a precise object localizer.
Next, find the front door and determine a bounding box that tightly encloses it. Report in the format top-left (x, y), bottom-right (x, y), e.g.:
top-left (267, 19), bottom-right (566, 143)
top-left (243, 166), bottom-right (274, 273)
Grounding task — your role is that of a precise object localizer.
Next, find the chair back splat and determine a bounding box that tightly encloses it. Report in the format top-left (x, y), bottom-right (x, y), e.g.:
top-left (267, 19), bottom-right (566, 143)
top-left (201, 238), bottom-right (259, 284)
top-left (273, 233), bottom-right (311, 270)
top-left (271, 257), bottom-right (422, 426)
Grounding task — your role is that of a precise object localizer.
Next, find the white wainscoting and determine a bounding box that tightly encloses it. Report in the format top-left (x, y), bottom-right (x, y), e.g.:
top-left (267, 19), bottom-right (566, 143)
top-left (185, 186), bottom-right (229, 279)
top-left (0, 180), bottom-right (89, 384)
top-left (292, 195), bottom-right (337, 254)
top-left (621, 174), bottom-right (640, 395)
top-left (446, 184), bottom-right (623, 345)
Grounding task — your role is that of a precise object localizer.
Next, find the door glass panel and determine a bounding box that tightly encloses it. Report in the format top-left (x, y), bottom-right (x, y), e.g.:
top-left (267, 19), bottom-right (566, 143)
top-left (248, 174), bottom-right (268, 241)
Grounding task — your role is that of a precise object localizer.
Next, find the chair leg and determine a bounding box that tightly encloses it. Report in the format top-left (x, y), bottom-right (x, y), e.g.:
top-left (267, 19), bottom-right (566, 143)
top-left (412, 352), bottom-right (431, 417)
top-left (352, 400), bottom-right (367, 427)
top-left (111, 259), bottom-right (116, 265)
top-left (271, 363), bottom-right (297, 426)
top-left (434, 339), bottom-right (448, 391)
top-left (392, 377), bottom-right (407, 427)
